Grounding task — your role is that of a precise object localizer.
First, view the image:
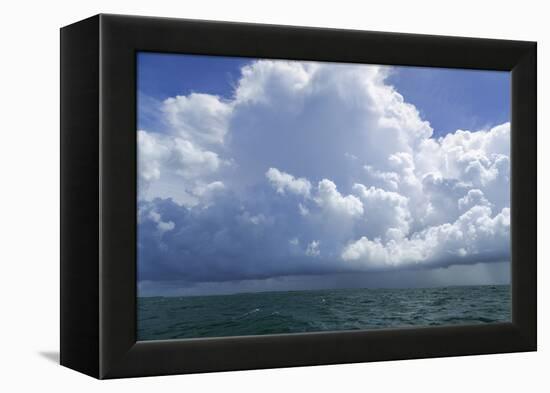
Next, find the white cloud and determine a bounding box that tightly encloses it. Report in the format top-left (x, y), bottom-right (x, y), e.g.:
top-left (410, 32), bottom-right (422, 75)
top-left (363, 165), bottom-right (399, 190)
top-left (163, 93), bottom-right (232, 146)
top-left (352, 183), bottom-right (411, 240)
top-left (306, 240), bottom-right (321, 257)
top-left (458, 189), bottom-right (491, 212)
top-left (137, 59), bottom-right (510, 283)
top-left (137, 130), bottom-right (170, 184)
top-left (235, 60), bottom-right (314, 106)
top-left (172, 138), bottom-right (223, 179)
top-left (341, 206), bottom-right (510, 270)
top-left (147, 209), bottom-right (175, 233)
top-left (265, 167), bottom-right (311, 197)
top-left (315, 179), bottom-right (364, 218)
top-left (137, 130), bottom-right (227, 207)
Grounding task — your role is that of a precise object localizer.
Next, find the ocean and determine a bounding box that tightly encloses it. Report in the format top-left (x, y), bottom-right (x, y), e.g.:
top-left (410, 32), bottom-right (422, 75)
top-left (137, 284), bottom-right (511, 341)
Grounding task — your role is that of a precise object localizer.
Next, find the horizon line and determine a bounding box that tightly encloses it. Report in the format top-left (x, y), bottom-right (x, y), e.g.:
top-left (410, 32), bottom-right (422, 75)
top-left (138, 282), bottom-right (510, 299)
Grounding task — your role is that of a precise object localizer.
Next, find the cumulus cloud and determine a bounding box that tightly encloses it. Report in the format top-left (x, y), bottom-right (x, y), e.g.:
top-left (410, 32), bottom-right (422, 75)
top-left (314, 179), bottom-right (364, 218)
top-left (137, 59), bottom-right (510, 284)
top-left (137, 128), bottom-right (228, 207)
top-left (265, 167), bottom-right (311, 197)
top-left (458, 189), bottom-right (492, 212)
top-left (341, 206), bottom-right (510, 270)
top-left (163, 93), bottom-right (231, 146)
top-left (138, 130), bottom-right (170, 184)
top-left (352, 183), bottom-right (411, 240)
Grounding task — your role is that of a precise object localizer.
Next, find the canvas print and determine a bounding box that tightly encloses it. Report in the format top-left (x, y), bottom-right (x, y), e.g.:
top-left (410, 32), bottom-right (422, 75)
top-left (137, 53), bottom-right (511, 341)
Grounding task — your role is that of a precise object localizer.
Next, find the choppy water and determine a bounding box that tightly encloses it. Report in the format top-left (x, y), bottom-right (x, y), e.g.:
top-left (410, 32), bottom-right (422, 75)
top-left (137, 284), bottom-right (510, 341)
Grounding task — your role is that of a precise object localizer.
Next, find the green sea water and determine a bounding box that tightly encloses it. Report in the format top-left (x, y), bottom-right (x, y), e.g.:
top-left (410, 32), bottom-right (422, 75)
top-left (137, 284), bottom-right (511, 341)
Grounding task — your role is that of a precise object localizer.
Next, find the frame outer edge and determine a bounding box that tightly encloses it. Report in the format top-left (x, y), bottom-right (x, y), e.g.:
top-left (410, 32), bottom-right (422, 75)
top-left (60, 15), bottom-right (101, 378)
top-left (99, 14), bottom-right (140, 379)
top-left (90, 14), bottom-right (537, 379)
top-left (511, 42), bottom-right (537, 349)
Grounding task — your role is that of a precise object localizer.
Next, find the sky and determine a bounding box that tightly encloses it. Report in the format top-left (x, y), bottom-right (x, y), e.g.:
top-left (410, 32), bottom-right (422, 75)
top-left (137, 52), bottom-right (511, 297)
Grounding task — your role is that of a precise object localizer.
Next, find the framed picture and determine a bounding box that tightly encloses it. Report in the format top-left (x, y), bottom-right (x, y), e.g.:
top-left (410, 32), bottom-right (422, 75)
top-left (60, 14), bottom-right (536, 379)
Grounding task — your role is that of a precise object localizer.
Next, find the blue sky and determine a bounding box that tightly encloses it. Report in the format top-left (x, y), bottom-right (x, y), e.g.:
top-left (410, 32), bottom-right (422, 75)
top-left (138, 52), bottom-right (510, 138)
top-left (137, 53), bottom-right (511, 297)
top-left (138, 53), bottom-right (246, 132)
top-left (138, 52), bottom-right (247, 100)
top-left (388, 67), bottom-right (509, 137)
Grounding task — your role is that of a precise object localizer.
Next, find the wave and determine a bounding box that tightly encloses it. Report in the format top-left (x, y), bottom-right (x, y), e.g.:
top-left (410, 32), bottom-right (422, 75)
top-left (137, 285), bottom-right (511, 340)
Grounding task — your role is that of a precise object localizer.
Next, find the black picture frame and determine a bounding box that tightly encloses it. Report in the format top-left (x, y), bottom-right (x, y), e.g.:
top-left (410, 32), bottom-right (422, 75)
top-left (60, 13), bottom-right (537, 379)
